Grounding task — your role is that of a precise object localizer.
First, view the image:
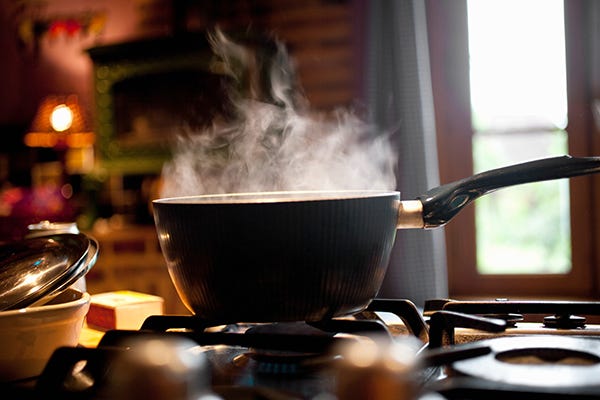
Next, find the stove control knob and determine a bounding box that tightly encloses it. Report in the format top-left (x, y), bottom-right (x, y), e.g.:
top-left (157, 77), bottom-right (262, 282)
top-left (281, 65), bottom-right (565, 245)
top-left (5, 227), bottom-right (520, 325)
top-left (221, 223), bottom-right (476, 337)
top-left (335, 335), bottom-right (422, 400)
top-left (108, 335), bottom-right (222, 400)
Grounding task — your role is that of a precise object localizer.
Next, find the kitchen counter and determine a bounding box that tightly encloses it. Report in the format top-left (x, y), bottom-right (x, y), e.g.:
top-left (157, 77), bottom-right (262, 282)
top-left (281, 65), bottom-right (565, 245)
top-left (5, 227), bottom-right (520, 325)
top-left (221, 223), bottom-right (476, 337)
top-left (79, 324), bottom-right (106, 348)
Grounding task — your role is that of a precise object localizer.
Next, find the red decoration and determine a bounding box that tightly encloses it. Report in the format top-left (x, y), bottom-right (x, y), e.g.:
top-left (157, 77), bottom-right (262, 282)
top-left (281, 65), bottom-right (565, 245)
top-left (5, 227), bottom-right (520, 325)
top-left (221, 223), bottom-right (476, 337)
top-left (16, 11), bottom-right (106, 50)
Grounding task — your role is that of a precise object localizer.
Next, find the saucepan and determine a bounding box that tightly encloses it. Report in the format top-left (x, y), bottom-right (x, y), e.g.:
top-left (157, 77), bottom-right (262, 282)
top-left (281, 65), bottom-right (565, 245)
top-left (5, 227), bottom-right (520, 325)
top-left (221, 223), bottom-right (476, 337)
top-left (152, 155), bottom-right (600, 322)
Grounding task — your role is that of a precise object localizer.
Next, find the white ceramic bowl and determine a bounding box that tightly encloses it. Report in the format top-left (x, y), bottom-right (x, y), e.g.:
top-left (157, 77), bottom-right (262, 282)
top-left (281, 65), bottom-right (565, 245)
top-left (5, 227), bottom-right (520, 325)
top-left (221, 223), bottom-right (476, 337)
top-left (0, 288), bottom-right (90, 381)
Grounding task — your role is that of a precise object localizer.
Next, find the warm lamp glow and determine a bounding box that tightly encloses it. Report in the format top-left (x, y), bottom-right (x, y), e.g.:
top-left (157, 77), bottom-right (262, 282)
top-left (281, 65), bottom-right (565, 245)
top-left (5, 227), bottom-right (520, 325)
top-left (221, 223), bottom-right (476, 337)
top-left (25, 94), bottom-right (94, 148)
top-left (50, 104), bottom-right (74, 132)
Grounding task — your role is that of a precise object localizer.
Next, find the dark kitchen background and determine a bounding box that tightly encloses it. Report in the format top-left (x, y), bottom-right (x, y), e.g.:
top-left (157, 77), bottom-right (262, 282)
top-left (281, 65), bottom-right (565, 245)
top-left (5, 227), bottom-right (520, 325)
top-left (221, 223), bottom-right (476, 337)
top-left (1, 0), bottom-right (599, 314)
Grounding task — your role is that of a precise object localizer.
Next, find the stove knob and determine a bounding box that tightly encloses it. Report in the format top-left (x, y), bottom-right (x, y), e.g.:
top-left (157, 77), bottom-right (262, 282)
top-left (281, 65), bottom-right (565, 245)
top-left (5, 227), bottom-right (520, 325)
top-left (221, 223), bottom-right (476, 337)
top-left (335, 335), bottom-right (422, 400)
top-left (108, 336), bottom-right (222, 400)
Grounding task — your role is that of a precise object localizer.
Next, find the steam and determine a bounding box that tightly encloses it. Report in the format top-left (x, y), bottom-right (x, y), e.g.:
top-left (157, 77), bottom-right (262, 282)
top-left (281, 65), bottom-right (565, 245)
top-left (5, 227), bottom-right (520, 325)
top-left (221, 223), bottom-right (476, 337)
top-left (159, 30), bottom-right (397, 198)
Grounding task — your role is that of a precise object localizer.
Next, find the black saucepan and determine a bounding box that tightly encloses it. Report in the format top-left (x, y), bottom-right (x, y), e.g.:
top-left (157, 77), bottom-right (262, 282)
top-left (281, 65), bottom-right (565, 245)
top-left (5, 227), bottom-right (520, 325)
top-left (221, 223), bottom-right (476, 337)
top-left (152, 155), bottom-right (600, 322)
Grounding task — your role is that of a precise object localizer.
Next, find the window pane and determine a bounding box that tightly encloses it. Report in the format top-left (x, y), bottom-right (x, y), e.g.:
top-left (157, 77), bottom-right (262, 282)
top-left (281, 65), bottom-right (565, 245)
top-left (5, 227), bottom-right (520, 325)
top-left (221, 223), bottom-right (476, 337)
top-left (468, 0), bottom-right (567, 131)
top-left (473, 132), bottom-right (570, 274)
top-left (467, 0), bottom-right (570, 274)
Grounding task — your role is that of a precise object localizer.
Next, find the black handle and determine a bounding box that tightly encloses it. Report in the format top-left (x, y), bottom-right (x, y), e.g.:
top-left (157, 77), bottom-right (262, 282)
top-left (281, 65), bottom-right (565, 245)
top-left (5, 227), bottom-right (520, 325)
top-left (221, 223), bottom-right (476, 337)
top-left (418, 155), bottom-right (600, 228)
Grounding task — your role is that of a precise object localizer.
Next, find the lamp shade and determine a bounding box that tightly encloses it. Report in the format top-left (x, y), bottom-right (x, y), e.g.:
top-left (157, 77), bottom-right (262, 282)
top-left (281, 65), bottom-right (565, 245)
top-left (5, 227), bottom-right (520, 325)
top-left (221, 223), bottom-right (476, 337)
top-left (25, 95), bottom-right (94, 148)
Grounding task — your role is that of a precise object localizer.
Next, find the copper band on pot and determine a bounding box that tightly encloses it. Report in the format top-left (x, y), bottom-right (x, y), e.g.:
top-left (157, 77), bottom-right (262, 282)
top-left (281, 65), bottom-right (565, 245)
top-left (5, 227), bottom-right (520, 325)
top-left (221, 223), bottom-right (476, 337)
top-left (396, 200), bottom-right (424, 229)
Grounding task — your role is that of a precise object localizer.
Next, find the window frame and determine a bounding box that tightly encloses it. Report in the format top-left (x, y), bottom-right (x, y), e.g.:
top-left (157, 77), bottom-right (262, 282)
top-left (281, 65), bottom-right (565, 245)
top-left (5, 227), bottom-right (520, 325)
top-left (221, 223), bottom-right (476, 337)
top-left (425, 0), bottom-right (600, 299)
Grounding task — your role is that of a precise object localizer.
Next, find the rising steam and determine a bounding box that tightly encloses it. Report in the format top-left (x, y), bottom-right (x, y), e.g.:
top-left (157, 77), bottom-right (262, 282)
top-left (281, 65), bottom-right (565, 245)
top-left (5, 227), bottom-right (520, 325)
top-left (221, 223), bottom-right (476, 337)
top-left (159, 30), bottom-right (397, 198)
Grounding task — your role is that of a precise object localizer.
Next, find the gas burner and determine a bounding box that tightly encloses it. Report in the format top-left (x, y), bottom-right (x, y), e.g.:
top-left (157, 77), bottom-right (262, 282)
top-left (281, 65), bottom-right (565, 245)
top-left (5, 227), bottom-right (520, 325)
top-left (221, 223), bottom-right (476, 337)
top-left (225, 322), bottom-right (340, 375)
top-left (448, 336), bottom-right (600, 387)
top-left (482, 313), bottom-right (524, 327)
top-left (244, 321), bottom-right (335, 338)
top-left (231, 348), bottom-right (338, 376)
top-left (544, 314), bottom-right (587, 329)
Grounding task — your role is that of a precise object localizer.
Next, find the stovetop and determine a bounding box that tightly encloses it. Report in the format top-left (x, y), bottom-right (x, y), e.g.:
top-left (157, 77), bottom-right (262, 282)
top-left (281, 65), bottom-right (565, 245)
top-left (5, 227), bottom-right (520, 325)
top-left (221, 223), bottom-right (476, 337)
top-left (6, 298), bottom-right (600, 399)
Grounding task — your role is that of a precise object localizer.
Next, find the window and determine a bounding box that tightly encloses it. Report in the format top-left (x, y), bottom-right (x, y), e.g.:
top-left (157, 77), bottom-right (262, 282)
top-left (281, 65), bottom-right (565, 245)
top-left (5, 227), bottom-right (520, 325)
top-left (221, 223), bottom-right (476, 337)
top-left (467, 0), bottom-right (570, 274)
top-left (426, 0), bottom-right (599, 298)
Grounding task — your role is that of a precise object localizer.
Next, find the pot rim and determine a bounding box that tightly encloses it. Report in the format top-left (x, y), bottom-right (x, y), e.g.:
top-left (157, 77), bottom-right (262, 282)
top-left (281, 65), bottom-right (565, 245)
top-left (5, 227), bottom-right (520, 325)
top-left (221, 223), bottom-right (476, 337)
top-left (153, 189), bottom-right (400, 204)
top-left (0, 289), bottom-right (89, 319)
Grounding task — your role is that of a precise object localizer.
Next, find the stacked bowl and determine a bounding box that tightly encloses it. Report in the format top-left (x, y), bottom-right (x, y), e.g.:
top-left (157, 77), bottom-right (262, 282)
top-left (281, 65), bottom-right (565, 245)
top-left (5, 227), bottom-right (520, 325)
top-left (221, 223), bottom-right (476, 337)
top-left (0, 232), bottom-right (97, 381)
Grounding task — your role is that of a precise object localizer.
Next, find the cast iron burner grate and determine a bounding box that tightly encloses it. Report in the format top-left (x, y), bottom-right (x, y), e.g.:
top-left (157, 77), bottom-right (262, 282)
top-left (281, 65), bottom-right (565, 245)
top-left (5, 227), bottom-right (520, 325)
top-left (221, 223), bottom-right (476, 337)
top-left (11, 298), bottom-right (600, 399)
top-left (31, 299), bottom-right (432, 400)
top-left (90, 298), bottom-right (430, 351)
top-left (424, 298), bottom-right (600, 329)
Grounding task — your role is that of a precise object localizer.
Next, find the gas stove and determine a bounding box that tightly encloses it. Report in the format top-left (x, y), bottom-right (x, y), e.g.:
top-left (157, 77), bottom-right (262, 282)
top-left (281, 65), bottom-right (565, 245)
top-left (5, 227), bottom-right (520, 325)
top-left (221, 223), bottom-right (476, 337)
top-left (5, 298), bottom-right (600, 399)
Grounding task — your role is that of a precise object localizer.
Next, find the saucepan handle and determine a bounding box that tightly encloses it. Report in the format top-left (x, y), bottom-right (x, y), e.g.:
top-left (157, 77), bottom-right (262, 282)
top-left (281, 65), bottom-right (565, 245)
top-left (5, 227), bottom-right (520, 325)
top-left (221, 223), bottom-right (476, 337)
top-left (397, 155), bottom-right (600, 229)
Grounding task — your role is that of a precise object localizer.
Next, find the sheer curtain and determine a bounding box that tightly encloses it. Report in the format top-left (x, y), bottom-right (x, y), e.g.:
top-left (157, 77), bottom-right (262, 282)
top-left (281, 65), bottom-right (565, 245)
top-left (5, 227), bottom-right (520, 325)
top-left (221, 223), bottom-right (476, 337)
top-left (364, 0), bottom-right (447, 307)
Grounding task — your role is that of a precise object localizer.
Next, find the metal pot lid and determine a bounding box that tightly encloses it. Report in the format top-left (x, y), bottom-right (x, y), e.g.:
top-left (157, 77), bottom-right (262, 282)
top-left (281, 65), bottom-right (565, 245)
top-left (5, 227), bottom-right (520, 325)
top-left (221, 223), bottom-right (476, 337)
top-left (0, 233), bottom-right (95, 311)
